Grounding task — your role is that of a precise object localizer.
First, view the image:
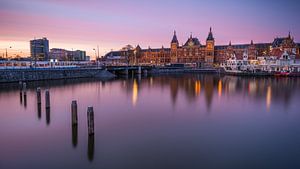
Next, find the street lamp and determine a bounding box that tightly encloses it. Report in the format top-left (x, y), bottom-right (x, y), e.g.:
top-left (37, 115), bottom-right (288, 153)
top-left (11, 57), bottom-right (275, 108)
top-left (5, 46), bottom-right (12, 60)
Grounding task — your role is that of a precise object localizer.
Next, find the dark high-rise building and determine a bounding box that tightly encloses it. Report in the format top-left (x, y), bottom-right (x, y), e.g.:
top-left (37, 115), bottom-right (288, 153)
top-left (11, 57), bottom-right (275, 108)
top-left (30, 38), bottom-right (49, 61)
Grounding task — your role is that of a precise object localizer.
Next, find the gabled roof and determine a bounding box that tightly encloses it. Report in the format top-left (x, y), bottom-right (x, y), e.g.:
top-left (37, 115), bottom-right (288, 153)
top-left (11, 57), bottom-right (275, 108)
top-left (183, 36), bottom-right (201, 47)
top-left (272, 38), bottom-right (286, 48)
top-left (135, 45), bottom-right (142, 51)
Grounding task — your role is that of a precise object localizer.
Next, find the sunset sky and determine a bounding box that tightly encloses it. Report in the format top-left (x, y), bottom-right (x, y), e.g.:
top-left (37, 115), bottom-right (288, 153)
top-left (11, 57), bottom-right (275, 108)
top-left (0, 0), bottom-right (299, 59)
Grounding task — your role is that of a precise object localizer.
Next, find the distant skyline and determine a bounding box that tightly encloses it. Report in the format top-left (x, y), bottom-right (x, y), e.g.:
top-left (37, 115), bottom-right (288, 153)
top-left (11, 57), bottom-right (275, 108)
top-left (1, 0), bottom-right (300, 59)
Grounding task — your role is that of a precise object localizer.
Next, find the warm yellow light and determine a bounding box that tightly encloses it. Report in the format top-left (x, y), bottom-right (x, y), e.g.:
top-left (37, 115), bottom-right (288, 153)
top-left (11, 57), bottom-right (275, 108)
top-left (266, 86), bottom-right (272, 112)
top-left (132, 79), bottom-right (138, 106)
top-left (218, 80), bottom-right (222, 98)
top-left (195, 80), bottom-right (201, 96)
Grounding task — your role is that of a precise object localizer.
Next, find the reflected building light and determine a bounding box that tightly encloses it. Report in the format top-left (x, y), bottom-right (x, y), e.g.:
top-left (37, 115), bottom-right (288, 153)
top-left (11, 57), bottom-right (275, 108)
top-left (218, 80), bottom-right (222, 98)
top-left (266, 86), bottom-right (272, 112)
top-left (132, 79), bottom-right (138, 106)
top-left (248, 81), bottom-right (257, 95)
top-left (194, 80), bottom-right (201, 96)
top-left (150, 77), bottom-right (153, 86)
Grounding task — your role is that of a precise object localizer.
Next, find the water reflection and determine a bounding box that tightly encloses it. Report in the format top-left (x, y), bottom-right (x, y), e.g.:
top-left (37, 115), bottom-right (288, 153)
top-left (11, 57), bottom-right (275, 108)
top-left (194, 80), bottom-right (201, 96)
top-left (46, 108), bottom-right (50, 125)
top-left (23, 93), bottom-right (27, 108)
top-left (37, 103), bottom-right (41, 119)
top-left (1, 75), bottom-right (300, 168)
top-left (118, 75), bottom-right (300, 112)
top-left (266, 85), bottom-right (272, 112)
top-left (218, 80), bottom-right (222, 98)
top-left (87, 135), bottom-right (95, 162)
top-left (132, 79), bottom-right (138, 106)
top-left (72, 124), bottom-right (78, 148)
top-left (19, 91), bottom-right (22, 104)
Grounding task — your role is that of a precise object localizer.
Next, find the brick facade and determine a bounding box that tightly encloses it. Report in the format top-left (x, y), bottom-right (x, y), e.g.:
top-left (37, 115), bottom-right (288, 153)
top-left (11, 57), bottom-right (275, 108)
top-left (104, 29), bottom-right (299, 65)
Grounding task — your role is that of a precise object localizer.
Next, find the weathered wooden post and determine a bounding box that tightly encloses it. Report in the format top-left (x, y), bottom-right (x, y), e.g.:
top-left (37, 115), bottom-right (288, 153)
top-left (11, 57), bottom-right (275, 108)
top-left (22, 82), bottom-right (27, 96)
top-left (87, 107), bottom-right (94, 135)
top-left (36, 87), bottom-right (41, 105)
top-left (45, 89), bottom-right (50, 109)
top-left (19, 81), bottom-right (23, 104)
top-left (71, 100), bottom-right (78, 125)
top-left (19, 81), bottom-right (23, 91)
top-left (22, 82), bottom-right (27, 107)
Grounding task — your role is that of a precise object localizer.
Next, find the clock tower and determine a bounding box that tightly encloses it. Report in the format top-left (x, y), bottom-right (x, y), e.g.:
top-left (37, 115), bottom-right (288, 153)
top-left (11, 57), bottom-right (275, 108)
top-left (171, 30), bottom-right (179, 63)
top-left (205, 27), bottom-right (215, 66)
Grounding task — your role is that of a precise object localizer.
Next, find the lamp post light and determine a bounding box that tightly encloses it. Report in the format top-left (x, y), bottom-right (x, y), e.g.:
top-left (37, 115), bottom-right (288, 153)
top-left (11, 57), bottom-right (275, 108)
top-left (5, 46), bottom-right (12, 60)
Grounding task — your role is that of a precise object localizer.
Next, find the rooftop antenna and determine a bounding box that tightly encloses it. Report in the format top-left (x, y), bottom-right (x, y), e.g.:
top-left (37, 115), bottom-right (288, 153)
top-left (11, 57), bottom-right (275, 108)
top-left (97, 45), bottom-right (100, 59)
top-left (34, 37), bottom-right (36, 68)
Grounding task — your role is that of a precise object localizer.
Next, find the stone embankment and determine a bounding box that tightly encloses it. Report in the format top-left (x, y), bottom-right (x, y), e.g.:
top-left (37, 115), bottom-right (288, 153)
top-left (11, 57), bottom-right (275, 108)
top-left (0, 68), bottom-right (116, 83)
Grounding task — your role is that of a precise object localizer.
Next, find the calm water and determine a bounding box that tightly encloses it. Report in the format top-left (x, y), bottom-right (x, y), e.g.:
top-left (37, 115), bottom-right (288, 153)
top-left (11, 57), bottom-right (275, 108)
top-left (0, 74), bottom-right (300, 169)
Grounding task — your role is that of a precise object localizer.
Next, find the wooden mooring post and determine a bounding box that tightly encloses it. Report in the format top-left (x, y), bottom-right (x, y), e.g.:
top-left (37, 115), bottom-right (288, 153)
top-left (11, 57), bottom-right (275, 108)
top-left (19, 81), bottom-right (23, 91)
top-left (45, 90), bottom-right (50, 109)
top-left (22, 82), bottom-right (27, 96)
top-left (87, 107), bottom-right (94, 135)
top-left (36, 87), bottom-right (41, 105)
top-left (19, 81), bottom-right (23, 103)
top-left (71, 100), bottom-right (78, 125)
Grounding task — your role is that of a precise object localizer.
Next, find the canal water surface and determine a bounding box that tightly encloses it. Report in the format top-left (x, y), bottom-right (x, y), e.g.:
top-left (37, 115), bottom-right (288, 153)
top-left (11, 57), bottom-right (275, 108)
top-left (0, 74), bottom-right (300, 169)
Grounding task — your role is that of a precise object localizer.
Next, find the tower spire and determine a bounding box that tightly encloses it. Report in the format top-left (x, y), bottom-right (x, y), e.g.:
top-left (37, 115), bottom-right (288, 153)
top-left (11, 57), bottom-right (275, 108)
top-left (207, 27), bottom-right (214, 41)
top-left (171, 30), bottom-right (179, 44)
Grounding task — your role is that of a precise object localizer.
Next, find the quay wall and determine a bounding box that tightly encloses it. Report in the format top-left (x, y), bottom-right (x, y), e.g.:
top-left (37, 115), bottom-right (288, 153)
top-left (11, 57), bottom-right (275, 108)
top-left (0, 68), bottom-right (116, 83)
top-left (148, 68), bottom-right (218, 74)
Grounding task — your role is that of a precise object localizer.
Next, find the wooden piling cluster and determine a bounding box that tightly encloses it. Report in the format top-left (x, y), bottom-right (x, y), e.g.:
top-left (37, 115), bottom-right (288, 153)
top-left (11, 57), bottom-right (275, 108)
top-left (16, 82), bottom-right (96, 159)
top-left (70, 101), bottom-right (95, 135)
